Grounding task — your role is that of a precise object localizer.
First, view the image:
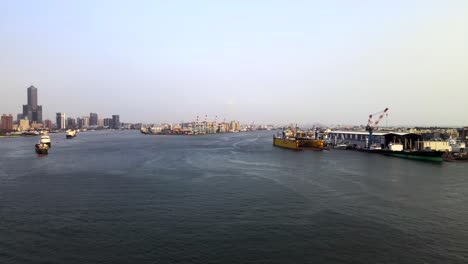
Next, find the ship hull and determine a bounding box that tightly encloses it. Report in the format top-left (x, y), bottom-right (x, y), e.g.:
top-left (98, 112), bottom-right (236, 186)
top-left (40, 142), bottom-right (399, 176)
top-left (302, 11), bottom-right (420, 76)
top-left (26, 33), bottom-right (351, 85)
top-left (273, 137), bottom-right (324, 150)
top-left (35, 144), bottom-right (49, 155)
top-left (359, 149), bottom-right (444, 162)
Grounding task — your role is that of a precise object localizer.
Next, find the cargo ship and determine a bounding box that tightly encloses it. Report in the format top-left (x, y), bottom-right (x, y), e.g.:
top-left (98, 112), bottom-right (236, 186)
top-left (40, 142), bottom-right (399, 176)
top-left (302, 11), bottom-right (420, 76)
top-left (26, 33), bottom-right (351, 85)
top-left (358, 144), bottom-right (445, 162)
top-left (273, 128), bottom-right (324, 150)
top-left (369, 149), bottom-right (445, 162)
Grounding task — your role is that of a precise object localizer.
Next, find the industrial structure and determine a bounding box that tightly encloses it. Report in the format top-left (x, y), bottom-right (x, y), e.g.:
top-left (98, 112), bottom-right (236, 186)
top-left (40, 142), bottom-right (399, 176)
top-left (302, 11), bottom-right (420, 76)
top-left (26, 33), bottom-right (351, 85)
top-left (365, 108), bottom-right (389, 148)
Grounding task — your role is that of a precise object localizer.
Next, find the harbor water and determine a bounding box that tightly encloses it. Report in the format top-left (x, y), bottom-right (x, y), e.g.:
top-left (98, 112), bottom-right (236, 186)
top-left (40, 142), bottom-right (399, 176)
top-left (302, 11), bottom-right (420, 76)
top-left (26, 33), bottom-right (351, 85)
top-left (0, 131), bottom-right (467, 263)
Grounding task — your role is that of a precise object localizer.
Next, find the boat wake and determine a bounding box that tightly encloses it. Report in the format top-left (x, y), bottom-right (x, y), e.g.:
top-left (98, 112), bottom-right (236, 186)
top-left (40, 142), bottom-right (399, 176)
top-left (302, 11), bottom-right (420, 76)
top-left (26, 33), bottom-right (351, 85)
top-left (232, 136), bottom-right (259, 148)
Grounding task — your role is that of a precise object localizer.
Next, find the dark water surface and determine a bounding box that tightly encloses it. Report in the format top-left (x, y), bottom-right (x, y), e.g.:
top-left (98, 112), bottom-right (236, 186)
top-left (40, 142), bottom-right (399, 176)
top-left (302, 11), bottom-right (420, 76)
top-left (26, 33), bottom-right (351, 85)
top-left (1, 131), bottom-right (467, 264)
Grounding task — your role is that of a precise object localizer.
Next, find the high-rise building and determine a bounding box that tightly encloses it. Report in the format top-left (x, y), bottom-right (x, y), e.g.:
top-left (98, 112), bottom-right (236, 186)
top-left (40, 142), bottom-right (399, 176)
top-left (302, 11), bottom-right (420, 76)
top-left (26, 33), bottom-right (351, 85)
top-left (76, 117), bottom-right (82, 129)
top-left (112, 115), bottom-right (120, 129)
top-left (82, 116), bottom-right (90, 128)
top-left (66, 117), bottom-right (76, 129)
top-left (230, 120), bottom-right (240, 132)
top-left (104, 118), bottom-right (113, 128)
top-left (97, 119), bottom-right (104, 127)
top-left (16, 113), bottom-right (23, 123)
top-left (1, 114), bottom-right (14, 132)
top-left (19, 119), bottom-right (30, 131)
top-left (44, 120), bottom-right (53, 131)
top-left (56, 113), bottom-right (66, 130)
top-left (89, 113), bottom-right (98, 126)
top-left (27, 86), bottom-right (37, 107)
top-left (22, 85), bottom-right (43, 124)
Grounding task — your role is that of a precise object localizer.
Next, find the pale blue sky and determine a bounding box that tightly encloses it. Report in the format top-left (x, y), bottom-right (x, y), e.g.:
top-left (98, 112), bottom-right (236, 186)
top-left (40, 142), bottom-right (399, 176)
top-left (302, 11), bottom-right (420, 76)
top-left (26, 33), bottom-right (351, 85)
top-left (1, 0), bottom-right (467, 125)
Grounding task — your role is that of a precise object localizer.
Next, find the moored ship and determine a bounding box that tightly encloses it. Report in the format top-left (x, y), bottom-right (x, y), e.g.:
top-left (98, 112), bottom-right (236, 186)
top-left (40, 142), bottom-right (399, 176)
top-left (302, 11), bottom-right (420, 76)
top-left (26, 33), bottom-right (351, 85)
top-left (273, 128), bottom-right (324, 150)
top-left (360, 148), bottom-right (446, 162)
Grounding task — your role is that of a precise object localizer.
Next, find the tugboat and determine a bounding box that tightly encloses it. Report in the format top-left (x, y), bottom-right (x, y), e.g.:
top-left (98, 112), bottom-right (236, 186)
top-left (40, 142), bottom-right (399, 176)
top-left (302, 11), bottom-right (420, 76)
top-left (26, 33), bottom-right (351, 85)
top-left (66, 129), bottom-right (77, 139)
top-left (35, 143), bottom-right (49, 154)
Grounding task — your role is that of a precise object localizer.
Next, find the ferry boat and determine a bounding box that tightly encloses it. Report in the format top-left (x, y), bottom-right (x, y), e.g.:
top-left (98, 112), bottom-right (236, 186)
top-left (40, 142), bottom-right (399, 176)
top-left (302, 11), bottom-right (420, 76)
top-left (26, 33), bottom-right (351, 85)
top-left (39, 133), bottom-right (51, 147)
top-left (273, 129), bottom-right (324, 150)
top-left (35, 143), bottom-right (49, 154)
top-left (140, 128), bottom-right (150, 134)
top-left (66, 129), bottom-right (77, 139)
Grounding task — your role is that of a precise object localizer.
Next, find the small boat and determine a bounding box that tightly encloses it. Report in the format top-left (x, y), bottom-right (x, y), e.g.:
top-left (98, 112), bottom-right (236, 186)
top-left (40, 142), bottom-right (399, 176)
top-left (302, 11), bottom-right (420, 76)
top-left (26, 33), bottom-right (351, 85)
top-left (369, 144), bottom-right (382, 150)
top-left (334, 143), bottom-right (349, 150)
top-left (35, 143), bottom-right (49, 154)
top-left (23, 131), bottom-right (39, 136)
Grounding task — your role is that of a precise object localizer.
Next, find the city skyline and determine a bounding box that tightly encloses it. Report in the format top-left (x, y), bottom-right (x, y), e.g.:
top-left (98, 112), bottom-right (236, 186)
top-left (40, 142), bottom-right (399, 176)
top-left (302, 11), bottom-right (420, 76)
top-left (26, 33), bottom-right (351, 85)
top-left (1, 1), bottom-right (467, 126)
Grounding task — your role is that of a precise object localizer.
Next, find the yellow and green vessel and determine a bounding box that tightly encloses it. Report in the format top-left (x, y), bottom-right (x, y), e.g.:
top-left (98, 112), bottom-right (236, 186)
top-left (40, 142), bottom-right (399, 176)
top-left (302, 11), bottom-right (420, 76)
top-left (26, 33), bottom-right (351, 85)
top-left (273, 129), bottom-right (324, 150)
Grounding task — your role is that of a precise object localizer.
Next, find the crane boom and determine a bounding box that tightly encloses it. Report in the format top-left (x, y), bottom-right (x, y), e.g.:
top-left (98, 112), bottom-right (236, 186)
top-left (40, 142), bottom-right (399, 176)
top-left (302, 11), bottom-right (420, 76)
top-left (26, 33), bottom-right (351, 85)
top-left (366, 108), bottom-right (389, 148)
top-left (367, 108), bottom-right (389, 127)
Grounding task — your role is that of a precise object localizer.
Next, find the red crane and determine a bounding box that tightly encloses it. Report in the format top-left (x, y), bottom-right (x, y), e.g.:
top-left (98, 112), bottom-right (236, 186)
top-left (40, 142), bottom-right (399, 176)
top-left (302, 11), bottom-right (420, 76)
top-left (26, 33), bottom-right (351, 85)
top-left (365, 108), bottom-right (389, 148)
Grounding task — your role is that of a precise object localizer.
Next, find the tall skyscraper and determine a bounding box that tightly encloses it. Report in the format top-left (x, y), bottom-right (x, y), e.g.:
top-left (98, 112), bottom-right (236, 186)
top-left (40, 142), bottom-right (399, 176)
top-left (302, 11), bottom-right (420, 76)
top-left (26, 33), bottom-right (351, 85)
top-left (66, 117), bottom-right (76, 129)
top-left (82, 116), bottom-right (90, 128)
top-left (103, 118), bottom-right (112, 128)
top-left (112, 115), bottom-right (120, 129)
top-left (28, 86), bottom-right (37, 107)
top-left (1, 114), bottom-right (14, 132)
top-left (89, 113), bottom-right (98, 126)
top-left (22, 85), bottom-right (43, 124)
top-left (56, 113), bottom-right (66, 130)
top-left (44, 119), bottom-right (53, 131)
top-left (76, 117), bottom-right (82, 129)
top-left (16, 113), bottom-right (23, 123)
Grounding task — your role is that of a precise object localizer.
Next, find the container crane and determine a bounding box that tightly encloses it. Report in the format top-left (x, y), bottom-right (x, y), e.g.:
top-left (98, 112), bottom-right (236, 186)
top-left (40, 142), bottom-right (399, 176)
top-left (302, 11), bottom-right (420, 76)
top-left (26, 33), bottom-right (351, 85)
top-left (365, 108), bottom-right (389, 148)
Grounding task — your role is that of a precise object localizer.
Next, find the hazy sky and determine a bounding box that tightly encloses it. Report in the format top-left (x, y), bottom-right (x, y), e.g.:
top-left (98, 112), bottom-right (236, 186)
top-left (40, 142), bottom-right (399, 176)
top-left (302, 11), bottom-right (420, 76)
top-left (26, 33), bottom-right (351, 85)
top-left (1, 0), bottom-right (467, 126)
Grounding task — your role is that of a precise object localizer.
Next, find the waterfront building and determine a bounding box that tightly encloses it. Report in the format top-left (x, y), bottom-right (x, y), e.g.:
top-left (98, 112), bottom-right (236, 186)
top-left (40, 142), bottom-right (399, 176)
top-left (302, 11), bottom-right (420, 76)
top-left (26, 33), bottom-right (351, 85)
top-left (230, 120), bottom-right (240, 132)
top-left (16, 113), bottom-right (23, 123)
top-left (76, 117), bottom-right (82, 129)
top-left (328, 131), bottom-right (386, 148)
top-left (327, 131), bottom-right (425, 150)
top-left (1, 114), bottom-right (14, 132)
top-left (90, 113), bottom-right (98, 126)
top-left (97, 119), bottom-right (104, 127)
top-left (18, 119), bottom-right (30, 131)
top-left (463, 127), bottom-right (468, 140)
top-left (56, 113), bottom-right (66, 130)
top-left (44, 120), bottom-right (53, 131)
top-left (103, 118), bottom-right (112, 128)
top-left (31, 122), bottom-right (43, 129)
top-left (22, 85), bottom-right (43, 124)
top-left (66, 118), bottom-right (76, 129)
top-left (132, 123), bottom-right (142, 130)
top-left (112, 115), bottom-right (120, 129)
top-left (81, 116), bottom-right (90, 128)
